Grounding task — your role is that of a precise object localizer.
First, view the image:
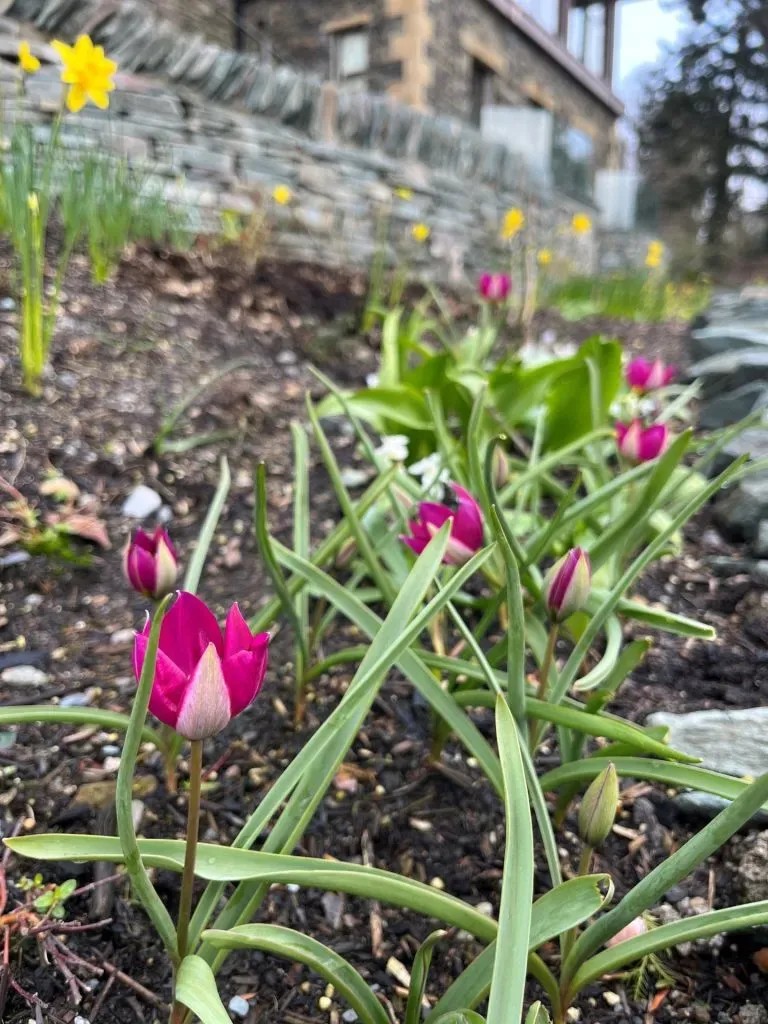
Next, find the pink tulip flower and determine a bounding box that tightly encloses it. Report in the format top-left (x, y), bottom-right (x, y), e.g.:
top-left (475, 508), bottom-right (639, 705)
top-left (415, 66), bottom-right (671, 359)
top-left (625, 357), bottom-right (676, 393)
top-left (606, 916), bottom-right (648, 947)
top-left (133, 592), bottom-right (269, 740)
top-left (543, 547), bottom-right (592, 621)
top-left (401, 483), bottom-right (483, 566)
top-left (478, 272), bottom-right (512, 303)
top-left (616, 420), bottom-right (670, 463)
top-left (123, 527), bottom-right (178, 600)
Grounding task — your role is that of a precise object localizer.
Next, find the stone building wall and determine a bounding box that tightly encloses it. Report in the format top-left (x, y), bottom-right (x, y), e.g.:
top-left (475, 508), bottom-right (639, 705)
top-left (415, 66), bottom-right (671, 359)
top-left (1, 0), bottom-right (625, 283)
top-left (427, 0), bottom-right (617, 168)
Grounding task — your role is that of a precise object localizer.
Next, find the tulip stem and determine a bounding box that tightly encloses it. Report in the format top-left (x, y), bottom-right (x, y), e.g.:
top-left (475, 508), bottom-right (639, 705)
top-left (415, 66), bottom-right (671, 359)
top-left (529, 623), bottom-right (558, 754)
top-left (171, 740), bottom-right (203, 1022)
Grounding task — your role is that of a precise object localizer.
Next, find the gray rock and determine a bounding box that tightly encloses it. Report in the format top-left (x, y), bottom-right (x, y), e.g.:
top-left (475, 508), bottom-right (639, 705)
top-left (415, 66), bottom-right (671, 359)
top-left (715, 471), bottom-right (768, 541)
top-left (0, 550), bottom-right (30, 568)
top-left (698, 382), bottom-right (768, 431)
top-left (738, 1007), bottom-right (768, 1024)
top-left (753, 520), bottom-right (768, 558)
top-left (673, 791), bottom-right (768, 829)
top-left (342, 1011), bottom-right (359, 1023)
top-left (110, 628), bottom-right (135, 646)
top-left (228, 995), bottom-right (250, 1018)
top-left (0, 665), bottom-right (49, 686)
top-left (0, 297), bottom-right (15, 311)
top-left (121, 485), bottom-right (162, 519)
top-left (732, 831), bottom-right (768, 903)
top-left (688, 348), bottom-right (768, 399)
top-left (689, 326), bottom-right (768, 363)
top-left (647, 707), bottom-right (768, 778)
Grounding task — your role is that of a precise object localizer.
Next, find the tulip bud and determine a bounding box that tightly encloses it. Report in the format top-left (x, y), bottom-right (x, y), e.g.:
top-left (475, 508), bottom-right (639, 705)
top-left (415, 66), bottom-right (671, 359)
top-left (606, 916), bottom-right (648, 948)
top-left (123, 527), bottom-right (178, 600)
top-left (578, 762), bottom-right (619, 849)
top-left (491, 445), bottom-right (509, 490)
top-left (335, 537), bottom-right (357, 569)
top-left (543, 547), bottom-right (591, 621)
top-left (478, 272), bottom-right (512, 303)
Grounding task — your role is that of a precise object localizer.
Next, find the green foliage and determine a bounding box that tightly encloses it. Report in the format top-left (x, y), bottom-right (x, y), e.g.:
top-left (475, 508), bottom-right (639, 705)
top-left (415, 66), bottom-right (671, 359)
top-left (545, 274), bottom-right (711, 323)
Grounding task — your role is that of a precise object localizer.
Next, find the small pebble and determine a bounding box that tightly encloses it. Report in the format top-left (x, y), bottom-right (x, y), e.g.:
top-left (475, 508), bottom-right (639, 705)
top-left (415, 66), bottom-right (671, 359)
top-left (110, 628), bottom-right (135, 646)
top-left (121, 485), bottom-right (162, 519)
top-left (101, 745), bottom-right (121, 757)
top-left (602, 991), bottom-right (621, 1008)
top-left (102, 756), bottom-right (121, 773)
top-left (60, 693), bottom-right (92, 708)
top-left (286, 883), bottom-right (300, 894)
top-left (318, 996), bottom-right (332, 1011)
top-left (342, 1011), bottom-right (358, 1023)
top-left (429, 877), bottom-right (445, 890)
top-left (1, 666), bottom-right (49, 686)
top-left (227, 995), bottom-right (250, 1018)
top-left (566, 1010), bottom-right (581, 1022)
top-left (24, 594), bottom-right (43, 608)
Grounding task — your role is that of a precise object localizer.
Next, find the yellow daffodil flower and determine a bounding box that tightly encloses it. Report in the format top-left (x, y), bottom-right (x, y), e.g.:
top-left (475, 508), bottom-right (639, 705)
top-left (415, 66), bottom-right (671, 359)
top-left (645, 239), bottom-right (664, 268)
top-left (501, 207), bottom-right (525, 240)
top-left (537, 249), bottom-right (552, 266)
top-left (394, 187), bottom-right (414, 200)
top-left (571, 212), bottom-right (592, 235)
top-left (272, 184), bottom-right (292, 206)
top-left (51, 35), bottom-right (117, 113)
top-left (18, 41), bottom-right (40, 75)
top-left (412, 223), bottom-right (430, 243)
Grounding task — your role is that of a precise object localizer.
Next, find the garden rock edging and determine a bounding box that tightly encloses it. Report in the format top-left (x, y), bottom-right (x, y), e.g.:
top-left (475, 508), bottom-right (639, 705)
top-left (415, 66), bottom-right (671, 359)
top-left (689, 288), bottom-right (768, 552)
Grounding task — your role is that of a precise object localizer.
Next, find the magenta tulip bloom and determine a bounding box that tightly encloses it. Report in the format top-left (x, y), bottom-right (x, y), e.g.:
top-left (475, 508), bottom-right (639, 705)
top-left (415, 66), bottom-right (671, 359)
top-left (625, 357), bottom-right (676, 393)
top-left (478, 272), bottom-right (511, 303)
top-left (133, 592), bottom-right (269, 740)
top-left (543, 547), bottom-right (592, 621)
top-left (123, 527), bottom-right (178, 600)
top-left (401, 483), bottom-right (483, 565)
top-left (616, 420), bottom-right (670, 463)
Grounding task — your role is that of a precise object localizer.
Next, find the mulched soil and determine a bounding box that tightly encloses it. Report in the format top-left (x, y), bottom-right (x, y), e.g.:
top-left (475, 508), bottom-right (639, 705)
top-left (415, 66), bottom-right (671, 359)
top-left (0, 244), bottom-right (766, 1024)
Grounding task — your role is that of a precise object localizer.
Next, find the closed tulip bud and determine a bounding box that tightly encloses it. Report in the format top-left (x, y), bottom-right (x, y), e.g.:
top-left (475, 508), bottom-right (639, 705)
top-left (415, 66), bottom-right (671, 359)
top-left (578, 762), bottom-right (619, 849)
top-left (133, 592), bottom-right (269, 740)
top-left (606, 916), bottom-right (648, 947)
top-left (492, 445), bottom-right (509, 490)
top-left (478, 272), bottom-right (512, 303)
top-left (616, 420), bottom-right (670, 463)
top-left (543, 547), bottom-right (591, 621)
top-left (123, 527), bottom-right (178, 600)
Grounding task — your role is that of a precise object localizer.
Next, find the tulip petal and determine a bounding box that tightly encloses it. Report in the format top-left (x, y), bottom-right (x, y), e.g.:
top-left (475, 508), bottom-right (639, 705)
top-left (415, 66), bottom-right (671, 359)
top-left (639, 423), bottom-right (669, 461)
top-left (132, 529), bottom-right (155, 552)
top-left (224, 602), bottom-right (252, 659)
top-left (401, 534), bottom-right (428, 556)
top-left (134, 632), bottom-right (188, 730)
top-left (157, 592), bottom-right (223, 675)
top-left (418, 502), bottom-right (453, 531)
top-left (126, 544), bottom-right (157, 596)
top-left (175, 643), bottom-right (232, 740)
top-left (451, 484), bottom-right (484, 552)
top-left (223, 634), bottom-right (269, 717)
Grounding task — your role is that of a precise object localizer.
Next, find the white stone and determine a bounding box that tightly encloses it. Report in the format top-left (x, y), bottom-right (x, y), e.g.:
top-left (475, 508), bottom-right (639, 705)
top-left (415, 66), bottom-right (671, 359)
top-left (228, 995), bottom-right (250, 1018)
top-left (1, 665), bottom-right (49, 686)
top-left (121, 485), bottom-right (162, 519)
top-left (647, 707), bottom-right (768, 778)
top-left (602, 992), bottom-right (621, 1008)
top-left (110, 628), bottom-right (136, 646)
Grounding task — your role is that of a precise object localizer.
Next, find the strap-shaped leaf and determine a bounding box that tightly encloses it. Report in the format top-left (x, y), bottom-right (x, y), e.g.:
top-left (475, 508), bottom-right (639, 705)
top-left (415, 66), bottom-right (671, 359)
top-left (175, 955), bottom-right (231, 1024)
top-left (406, 930), bottom-right (447, 1024)
top-left (203, 925), bottom-right (389, 1024)
top-left (487, 698), bottom-right (533, 1024)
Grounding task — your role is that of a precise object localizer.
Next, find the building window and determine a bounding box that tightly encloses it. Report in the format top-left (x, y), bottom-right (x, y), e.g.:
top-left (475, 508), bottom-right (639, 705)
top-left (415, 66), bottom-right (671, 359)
top-left (517, 0), bottom-right (559, 34)
top-left (567, 3), bottom-right (606, 79)
top-left (552, 119), bottom-right (595, 200)
top-left (330, 28), bottom-right (370, 92)
top-left (470, 58), bottom-right (495, 128)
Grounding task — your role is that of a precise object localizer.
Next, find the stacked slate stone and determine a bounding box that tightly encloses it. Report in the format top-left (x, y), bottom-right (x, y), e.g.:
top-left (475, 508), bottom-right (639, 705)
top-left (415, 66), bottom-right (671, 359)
top-left (688, 288), bottom-right (768, 555)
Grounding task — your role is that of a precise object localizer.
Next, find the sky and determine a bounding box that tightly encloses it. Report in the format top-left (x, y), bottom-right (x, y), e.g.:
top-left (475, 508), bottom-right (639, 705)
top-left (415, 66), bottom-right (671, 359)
top-left (615, 0), bottom-right (688, 104)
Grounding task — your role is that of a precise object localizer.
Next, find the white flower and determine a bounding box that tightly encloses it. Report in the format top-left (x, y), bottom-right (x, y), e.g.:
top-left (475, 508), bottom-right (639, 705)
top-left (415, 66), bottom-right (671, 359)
top-left (374, 434), bottom-right (409, 464)
top-left (408, 452), bottom-right (450, 499)
top-left (365, 372), bottom-right (380, 388)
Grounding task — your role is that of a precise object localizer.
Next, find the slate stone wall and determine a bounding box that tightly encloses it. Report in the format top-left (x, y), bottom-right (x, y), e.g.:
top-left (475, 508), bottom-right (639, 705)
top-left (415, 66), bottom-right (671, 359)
top-left (1, 0), bottom-right (619, 282)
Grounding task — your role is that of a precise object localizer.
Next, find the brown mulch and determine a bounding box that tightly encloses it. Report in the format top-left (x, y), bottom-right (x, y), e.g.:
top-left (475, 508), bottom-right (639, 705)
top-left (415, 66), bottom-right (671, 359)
top-left (0, 244), bottom-right (765, 1023)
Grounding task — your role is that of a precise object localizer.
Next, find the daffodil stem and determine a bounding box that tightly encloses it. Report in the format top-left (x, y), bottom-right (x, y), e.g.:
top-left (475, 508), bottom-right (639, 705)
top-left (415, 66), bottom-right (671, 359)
top-left (529, 623), bottom-right (558, 755)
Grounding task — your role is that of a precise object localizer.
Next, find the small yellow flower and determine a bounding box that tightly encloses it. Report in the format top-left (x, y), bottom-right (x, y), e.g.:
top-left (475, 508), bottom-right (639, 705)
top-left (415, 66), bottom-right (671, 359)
top-left (27, 192), bottom-right (39, 214)
top-left (571, 213), bottom-right (592, 235)
top-left (51, 35), bottom-right (117, 113)
top-left (501, 207), bottom-right (525, 240)
top-left (537, 249), bottom-right (552, 266)
top-left (645, 239), bottom-right (664, 268)
top-left (394, 187), bottom-right (414, 201)
top-left (412, 222), bottom-right (430, 243)
top-left (272, 184), bottom-right (292, 206)
top-left (18, 41), bottom-right (40, 75)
